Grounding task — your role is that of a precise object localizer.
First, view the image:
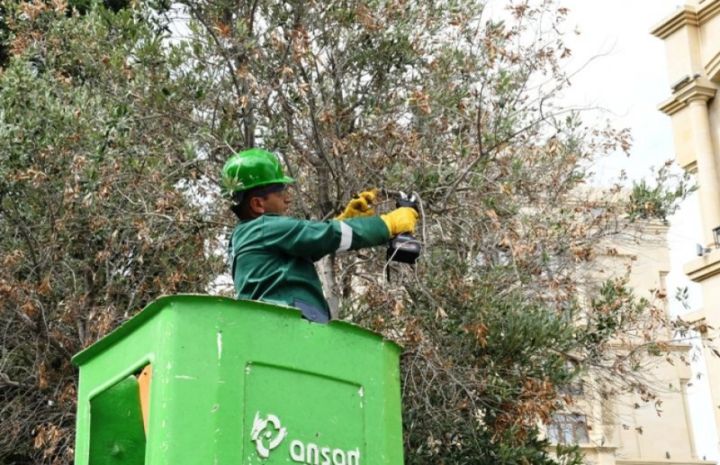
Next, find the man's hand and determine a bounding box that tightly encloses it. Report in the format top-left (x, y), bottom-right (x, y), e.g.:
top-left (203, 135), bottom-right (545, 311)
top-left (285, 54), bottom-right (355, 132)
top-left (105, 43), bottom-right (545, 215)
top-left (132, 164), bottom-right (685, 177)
top-left (381, 207), bottom-right (419, 236)
top-left (336, 189), bottom-right (379, 220)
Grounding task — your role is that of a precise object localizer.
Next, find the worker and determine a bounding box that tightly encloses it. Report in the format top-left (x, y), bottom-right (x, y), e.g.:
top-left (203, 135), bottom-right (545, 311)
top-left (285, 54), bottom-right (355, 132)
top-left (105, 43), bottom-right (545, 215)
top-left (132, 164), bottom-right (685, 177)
top-left (223, 148), bottom-right (418, 323)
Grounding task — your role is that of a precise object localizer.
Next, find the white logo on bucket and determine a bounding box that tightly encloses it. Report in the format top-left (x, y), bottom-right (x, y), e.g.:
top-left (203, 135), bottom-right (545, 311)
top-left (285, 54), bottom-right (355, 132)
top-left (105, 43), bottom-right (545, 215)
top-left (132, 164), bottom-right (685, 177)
top-left (251, 412), bottom-right (287, 458)
top-left (250, 412), bottom-right (361, 464)
top-left (289, 440), bottom-right (360, 465)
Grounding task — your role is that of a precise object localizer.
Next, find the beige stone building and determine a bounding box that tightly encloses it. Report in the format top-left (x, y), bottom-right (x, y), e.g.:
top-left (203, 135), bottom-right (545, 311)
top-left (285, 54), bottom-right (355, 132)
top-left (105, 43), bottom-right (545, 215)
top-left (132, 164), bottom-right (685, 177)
top-left (543, 3), bottom-right (720, 461)
top-left (652, 0), bottom-right (720, 455)
top-left (545, 223), bottom-right (709, 465)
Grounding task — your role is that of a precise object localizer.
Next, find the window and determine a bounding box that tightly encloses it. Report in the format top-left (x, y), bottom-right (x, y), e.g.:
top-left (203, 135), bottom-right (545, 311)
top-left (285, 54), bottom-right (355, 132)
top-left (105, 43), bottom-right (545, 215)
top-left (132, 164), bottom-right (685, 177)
top-left (558, 361), bottom-right (584, 396)
top-left (547, 413), bottom-right (589, 444)
top-left (558, 379), bottom-right (584, 396)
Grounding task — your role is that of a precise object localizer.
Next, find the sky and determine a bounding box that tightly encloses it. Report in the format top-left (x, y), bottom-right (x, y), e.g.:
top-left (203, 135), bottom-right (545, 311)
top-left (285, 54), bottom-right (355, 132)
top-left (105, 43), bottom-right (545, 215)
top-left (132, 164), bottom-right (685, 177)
top-left (558, 0), bottom-right (716, 459)
top-left (556, 4), bottom-right (705, 308)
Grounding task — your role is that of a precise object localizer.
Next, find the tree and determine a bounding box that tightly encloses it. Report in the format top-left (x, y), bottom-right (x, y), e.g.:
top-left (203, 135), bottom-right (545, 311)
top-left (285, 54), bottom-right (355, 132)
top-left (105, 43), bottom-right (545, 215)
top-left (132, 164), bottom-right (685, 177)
top-left (0, 2), bottom-right (224, 463)
top-left (0, 1), bottom-right (692, 464)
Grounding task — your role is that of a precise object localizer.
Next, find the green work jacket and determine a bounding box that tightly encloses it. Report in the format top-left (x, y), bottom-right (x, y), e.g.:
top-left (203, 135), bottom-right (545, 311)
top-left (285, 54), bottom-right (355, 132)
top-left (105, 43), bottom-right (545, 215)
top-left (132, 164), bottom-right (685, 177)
top-left (230, 214), bottom-right (390, 322)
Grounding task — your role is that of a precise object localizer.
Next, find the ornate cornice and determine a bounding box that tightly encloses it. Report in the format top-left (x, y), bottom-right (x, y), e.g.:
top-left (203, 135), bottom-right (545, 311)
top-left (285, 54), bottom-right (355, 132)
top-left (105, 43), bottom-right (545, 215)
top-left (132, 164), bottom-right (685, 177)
top-left (659, 96), bottom-right (686, 116)
top-left (680, 82), bottom-right (718, 102)
top-left (617, 461), bottom-right (715, 465)
top-left (628, 219), bottom-right (669, 237)
top-left (651, 0), bottom-right (720, 39)
top-left (685, 160), bottom-right (699, 174)
top-left (658, 77), bottom-right (717, 116)
top-left (698, 0), bottom-right (720, 24)
top-left (651, 6), bottom-right (699, 39)
top-left (707, 50), bottom-right (720, 82)
top-left (684, 248), bottom-right (720, 282)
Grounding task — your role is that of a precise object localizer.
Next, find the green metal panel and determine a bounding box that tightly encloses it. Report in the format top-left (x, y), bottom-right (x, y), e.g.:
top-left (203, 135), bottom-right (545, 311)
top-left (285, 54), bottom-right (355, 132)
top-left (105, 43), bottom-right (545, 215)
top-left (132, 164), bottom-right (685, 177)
top-left (72, 295), bottom-right (404, 465)
top-left (88, 376), bottom-right (146, 465)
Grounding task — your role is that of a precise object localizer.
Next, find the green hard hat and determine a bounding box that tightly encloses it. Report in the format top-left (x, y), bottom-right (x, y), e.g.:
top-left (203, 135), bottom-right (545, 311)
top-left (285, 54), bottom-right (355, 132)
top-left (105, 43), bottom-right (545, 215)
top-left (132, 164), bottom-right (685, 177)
top-left (221, 148), bottom-right (295, 195)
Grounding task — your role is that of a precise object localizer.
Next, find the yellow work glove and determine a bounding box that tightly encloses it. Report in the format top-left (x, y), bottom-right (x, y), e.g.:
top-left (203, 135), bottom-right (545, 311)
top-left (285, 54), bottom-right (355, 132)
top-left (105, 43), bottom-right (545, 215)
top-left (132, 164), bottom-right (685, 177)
top-left (381, 207), bottom-right (419, 236)
top-left (336, 189), bottom-right (379, 220)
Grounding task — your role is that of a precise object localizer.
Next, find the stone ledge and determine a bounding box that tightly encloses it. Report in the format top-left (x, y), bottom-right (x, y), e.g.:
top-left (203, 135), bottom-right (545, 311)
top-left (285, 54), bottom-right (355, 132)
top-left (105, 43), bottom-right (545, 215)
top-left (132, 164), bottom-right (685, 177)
top-left (651, 0), bottom-right (720, 39)
top-left (651, 6), bottom-right (699, 39)
top-left (698, 0), bottom-right (720, 24)
top-left (706, 50), bottom-right (720, 83)
top-left (684, 248), bottom-right (720, 282)
top-left (616, 461), bottom-right (715, 465)
top-left (658, 78), bottom-right (717, 116)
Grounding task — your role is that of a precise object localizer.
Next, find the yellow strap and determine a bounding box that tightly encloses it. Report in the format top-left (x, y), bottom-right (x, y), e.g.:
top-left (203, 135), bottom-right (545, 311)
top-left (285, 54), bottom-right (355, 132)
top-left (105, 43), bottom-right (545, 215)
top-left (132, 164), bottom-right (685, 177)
top-left (137, 364), bottom-right (152, 434)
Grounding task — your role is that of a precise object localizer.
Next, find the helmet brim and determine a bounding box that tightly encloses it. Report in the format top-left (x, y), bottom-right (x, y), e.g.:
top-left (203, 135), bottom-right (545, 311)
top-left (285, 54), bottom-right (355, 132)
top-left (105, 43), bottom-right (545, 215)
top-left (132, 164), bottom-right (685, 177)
top-left (245, 176), bottom-right (295, 192)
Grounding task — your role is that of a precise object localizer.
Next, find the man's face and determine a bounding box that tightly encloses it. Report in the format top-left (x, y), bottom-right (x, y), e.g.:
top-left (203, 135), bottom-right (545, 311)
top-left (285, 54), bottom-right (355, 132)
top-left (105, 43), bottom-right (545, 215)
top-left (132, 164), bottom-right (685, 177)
top-left (256, 186), bottom-right (291, 215)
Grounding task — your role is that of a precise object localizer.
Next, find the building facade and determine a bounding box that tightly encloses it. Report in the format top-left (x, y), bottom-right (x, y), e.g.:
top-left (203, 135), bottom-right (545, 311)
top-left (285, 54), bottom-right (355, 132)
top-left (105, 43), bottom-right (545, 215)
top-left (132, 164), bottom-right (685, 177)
top-left (548, 3), bottom-right (720, 462)
top-left (653, 0), bottom-right (720, 448)
top-left (546, 223), bottom-right (709, 465)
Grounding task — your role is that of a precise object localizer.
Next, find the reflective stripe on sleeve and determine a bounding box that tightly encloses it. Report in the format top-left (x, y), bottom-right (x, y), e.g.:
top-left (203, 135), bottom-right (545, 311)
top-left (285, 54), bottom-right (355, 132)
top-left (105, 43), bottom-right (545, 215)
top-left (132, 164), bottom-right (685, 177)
top-left (337, 221), bottom-right (353, 252)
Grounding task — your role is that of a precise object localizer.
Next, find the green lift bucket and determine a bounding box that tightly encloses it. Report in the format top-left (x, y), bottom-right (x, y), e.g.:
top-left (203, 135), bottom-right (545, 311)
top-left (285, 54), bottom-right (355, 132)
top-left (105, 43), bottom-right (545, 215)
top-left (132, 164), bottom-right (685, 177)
top-left (72, 295), bottom-right (404, 465)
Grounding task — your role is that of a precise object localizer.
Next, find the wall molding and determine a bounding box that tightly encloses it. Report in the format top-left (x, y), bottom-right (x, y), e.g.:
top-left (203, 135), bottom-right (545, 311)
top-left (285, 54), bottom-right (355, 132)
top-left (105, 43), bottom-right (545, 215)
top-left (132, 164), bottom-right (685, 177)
top-left (706, 50), bottom-right (720, 82)
top-left (651, 0), bottom-right (720, 39)
top-left (652, 7), bottom-right (699, 39)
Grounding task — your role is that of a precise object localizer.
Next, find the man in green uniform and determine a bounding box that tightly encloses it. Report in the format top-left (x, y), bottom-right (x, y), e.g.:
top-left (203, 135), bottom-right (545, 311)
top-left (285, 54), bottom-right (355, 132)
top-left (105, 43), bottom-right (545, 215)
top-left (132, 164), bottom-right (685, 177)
top-left (223, 148), bottom-right (418, 323)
